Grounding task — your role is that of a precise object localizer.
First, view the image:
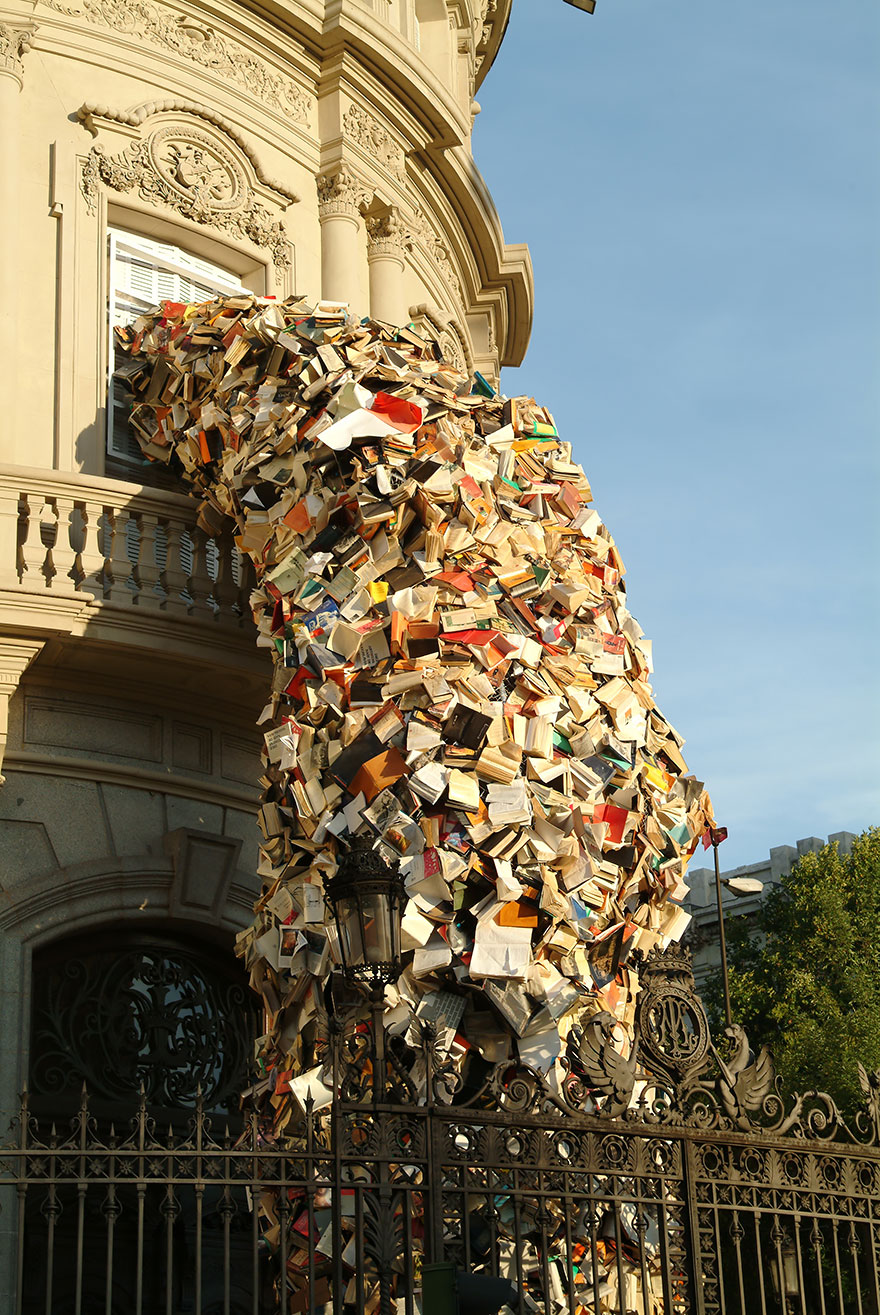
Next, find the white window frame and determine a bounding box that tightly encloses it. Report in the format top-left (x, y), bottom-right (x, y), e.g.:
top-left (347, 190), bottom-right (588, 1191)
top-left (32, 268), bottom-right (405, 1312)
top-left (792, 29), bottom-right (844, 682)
top-left (107, 228), bottom-right (245, 467)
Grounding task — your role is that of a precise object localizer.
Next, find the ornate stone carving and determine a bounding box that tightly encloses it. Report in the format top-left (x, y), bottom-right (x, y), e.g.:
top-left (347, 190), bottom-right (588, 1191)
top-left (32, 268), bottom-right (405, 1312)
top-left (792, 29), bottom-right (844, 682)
top-left (81, 128), bottom-right (291, 271)
top-left (316, 168), bottom-right (369, 221)
top-left (342, 104), bottom-right (405, 181)
top-left (39, 0), bottom-right (312, 122)
top-left (0, 21), bottom-right (37, 84)
top-left (438, 323), bottom-right (467, 372)
top-left (404, 207), bottom-right (463, 306)
top-left (77, 100), bottom-right (299, 204)
top-left (365, 209), bottom-right (407, 261)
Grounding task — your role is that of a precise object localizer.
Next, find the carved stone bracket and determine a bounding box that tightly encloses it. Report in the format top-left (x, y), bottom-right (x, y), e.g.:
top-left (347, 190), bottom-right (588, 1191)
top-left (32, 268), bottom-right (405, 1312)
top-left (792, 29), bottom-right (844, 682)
top-left (342, 104), bottom-right (405, 181)
top-left (38, 0), bottom-right (312, 122)
top-left (80, 122), bottom-right (292, 271)
top-left (409, 303), bottom-right (472, 375)
top-left (316, 167), bottom-right (369, 222)
top-left (0, 21), bottom-right (37, 86)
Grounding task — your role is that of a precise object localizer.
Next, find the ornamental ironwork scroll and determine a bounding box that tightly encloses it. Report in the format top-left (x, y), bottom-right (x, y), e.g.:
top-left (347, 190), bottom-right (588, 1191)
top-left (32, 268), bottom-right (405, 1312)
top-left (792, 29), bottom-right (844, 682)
top-left (29, 931), bottom-right (260, 1115)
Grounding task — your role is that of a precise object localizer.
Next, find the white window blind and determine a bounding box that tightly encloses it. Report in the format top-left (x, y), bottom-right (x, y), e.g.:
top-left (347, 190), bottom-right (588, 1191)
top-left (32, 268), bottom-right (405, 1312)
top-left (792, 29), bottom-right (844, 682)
top-left (107, 228), bottom-right (245, 465)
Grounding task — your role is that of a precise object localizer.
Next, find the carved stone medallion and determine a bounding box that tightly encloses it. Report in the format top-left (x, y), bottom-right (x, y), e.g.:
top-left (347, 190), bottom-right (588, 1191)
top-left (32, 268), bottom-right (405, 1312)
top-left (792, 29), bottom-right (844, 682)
top-left (149, 126), bottom-right (244, 210)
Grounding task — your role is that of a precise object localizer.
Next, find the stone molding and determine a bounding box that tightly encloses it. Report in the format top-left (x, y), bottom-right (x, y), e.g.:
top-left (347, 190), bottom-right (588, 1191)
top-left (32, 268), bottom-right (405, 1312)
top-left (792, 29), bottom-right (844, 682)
top-left (37, 0), bottom-right (312, 121)
top-left (316, 167), bottom-right (369, 221)
top-left (0, 20), bottom-right (37, 86)
top-left (365, 208), bottom-right (407, 261)
top-left (342, 103), bottom-right (405, 181)
top-left (80, 120), bottom-right (292, 270)
top-left (77, 100), bottom-right (300, 204)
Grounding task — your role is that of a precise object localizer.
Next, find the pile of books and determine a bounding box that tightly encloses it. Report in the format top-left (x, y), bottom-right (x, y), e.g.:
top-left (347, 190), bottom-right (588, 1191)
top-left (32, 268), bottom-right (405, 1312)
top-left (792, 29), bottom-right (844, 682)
top-left (117, 293), bottom-right (713, 1117)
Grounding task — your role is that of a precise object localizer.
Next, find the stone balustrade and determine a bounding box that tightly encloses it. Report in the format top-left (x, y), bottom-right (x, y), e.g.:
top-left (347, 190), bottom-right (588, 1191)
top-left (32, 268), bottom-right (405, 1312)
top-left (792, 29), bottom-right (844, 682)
top-left (0, 467), bottom-right (251, 633)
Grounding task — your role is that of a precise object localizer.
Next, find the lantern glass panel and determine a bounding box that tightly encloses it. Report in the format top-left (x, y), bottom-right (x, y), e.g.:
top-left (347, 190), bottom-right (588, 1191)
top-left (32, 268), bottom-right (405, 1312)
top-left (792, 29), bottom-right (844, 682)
top-left (359, 890), bottom-right (395, 966)
top-left (335, 893), bottom-right (366, 972)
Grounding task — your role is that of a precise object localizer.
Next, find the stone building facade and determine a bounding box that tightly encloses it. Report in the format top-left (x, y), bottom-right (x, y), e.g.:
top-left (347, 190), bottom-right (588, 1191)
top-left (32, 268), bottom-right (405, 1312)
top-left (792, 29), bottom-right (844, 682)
top-left (0, 0), bottom-right (532, 1152)
top-left (685, 830), bottom-right (857, 991)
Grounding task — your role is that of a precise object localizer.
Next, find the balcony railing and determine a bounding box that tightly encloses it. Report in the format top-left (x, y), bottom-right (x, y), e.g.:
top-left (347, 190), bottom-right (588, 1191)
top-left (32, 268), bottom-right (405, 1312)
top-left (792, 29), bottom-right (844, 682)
top-left (0, 467), bottom-right (251, 632)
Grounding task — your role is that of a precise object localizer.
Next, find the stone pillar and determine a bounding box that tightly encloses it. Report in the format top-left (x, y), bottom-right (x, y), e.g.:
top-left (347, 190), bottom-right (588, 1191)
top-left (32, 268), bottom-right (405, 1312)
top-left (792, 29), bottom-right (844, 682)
top-left (366, 209), bottom-right (407, 325)
top-left (317, 169), bottom-right (365, 305)
top-left (0, 638), bottom-right (43, 783)
top-left (0, 22), bottom-right (36, 449)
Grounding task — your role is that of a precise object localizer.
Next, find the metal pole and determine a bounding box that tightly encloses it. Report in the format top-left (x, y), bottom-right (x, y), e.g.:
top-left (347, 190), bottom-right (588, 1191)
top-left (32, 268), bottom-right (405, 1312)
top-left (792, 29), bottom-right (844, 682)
top-left (371, 985), bottom-right (386, 1105)
top-left (713, 838), bottom-right (733, 1028)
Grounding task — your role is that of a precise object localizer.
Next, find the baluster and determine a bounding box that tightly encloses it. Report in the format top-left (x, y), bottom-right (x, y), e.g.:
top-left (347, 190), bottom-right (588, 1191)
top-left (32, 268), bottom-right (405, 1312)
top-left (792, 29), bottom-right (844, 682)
top-left (0, 485), bottom-right (21, 586)
top-left (104, 506), bottom-right (134, 605)
top-left (38, 500), bottom-right (59, 588)
top-left (52, 494), bottom-right (80, 590)
top-left (236, 549), bottom-right (253, 619)
top-left (159, 515), bottom-right (190, 617)
top-left (18, 494), bottom-right (50, 586)
top-left (213, 534), bottom-right (239, 622)
top-left (79, 499), bottom-right (109, 598)
top-left (133, 509), bottom-right (162, 611)
top-left (188, 526), bottom-right (215, 616)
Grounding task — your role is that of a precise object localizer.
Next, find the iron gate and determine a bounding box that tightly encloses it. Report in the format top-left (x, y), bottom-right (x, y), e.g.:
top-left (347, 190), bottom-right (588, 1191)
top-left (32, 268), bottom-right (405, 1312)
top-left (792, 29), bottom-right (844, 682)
top-left (1, 949), bottom-right (878, 1314)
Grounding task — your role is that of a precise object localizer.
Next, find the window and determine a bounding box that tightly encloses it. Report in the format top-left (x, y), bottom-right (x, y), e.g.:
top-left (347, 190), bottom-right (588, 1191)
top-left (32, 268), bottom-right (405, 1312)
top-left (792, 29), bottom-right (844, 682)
top-left (107, 228), bottom-right (245, 467)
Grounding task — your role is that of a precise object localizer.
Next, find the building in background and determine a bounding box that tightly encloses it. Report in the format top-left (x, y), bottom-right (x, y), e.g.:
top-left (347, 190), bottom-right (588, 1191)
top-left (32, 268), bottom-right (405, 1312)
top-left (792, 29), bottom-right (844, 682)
top-left (0, 0), bottom-right (532, 1154)
top-left (685, 831), bottom-right (857, 991)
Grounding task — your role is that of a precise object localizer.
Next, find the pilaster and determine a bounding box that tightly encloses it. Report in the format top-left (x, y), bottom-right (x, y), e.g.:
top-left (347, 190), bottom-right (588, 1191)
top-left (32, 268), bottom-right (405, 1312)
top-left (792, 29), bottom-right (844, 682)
top-left (0, 639), bottom-right (44, 784)
top-left (0, 19), bottom-right (37, 451)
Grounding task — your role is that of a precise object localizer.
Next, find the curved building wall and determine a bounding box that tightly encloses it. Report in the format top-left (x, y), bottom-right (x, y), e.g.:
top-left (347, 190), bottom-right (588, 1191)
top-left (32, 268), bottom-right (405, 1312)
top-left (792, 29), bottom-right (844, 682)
top-left (0, 0), bottom-right (532, 1153)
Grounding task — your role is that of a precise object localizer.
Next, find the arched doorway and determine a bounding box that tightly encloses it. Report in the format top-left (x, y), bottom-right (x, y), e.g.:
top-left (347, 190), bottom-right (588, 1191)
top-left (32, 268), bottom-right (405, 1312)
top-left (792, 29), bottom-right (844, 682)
top-left (20, 927), bottom-right (267, 1314)
top-left (29, 927), bottom-right (259, 1122)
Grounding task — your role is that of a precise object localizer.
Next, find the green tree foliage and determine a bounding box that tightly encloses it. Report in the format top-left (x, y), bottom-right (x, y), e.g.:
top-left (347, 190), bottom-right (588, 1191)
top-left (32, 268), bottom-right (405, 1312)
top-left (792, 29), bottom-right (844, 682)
top-left (705, 828), bottom-right (880, 1117)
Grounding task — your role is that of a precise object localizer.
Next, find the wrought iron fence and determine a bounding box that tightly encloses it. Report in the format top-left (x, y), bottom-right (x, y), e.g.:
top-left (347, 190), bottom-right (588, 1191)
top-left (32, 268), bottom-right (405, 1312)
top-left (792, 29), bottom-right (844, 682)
top-left (1, 948), bottom-right (878, 1315)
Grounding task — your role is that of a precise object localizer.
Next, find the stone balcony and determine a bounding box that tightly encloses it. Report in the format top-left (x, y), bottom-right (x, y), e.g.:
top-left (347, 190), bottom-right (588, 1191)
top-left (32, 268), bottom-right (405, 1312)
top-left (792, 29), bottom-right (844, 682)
top-left (0, 466), bottom-right (266, 772)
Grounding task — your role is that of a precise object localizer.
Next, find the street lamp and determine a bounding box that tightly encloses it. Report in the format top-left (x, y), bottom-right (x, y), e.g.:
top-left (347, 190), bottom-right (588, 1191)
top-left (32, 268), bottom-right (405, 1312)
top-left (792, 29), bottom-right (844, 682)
top-left (707, 828), bottom-right (764, 1029)
top-left (563, 0), bottom-right (597, 11)
top-left (324, 836), bottom-right (407, 1102)
top-left (325, 836), bottom-right (406, 989)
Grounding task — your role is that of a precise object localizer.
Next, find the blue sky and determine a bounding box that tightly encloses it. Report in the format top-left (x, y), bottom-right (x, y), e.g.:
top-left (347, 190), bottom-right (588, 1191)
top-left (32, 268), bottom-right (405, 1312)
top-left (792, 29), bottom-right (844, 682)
top-left (474, 0), bottom-right (880, 870)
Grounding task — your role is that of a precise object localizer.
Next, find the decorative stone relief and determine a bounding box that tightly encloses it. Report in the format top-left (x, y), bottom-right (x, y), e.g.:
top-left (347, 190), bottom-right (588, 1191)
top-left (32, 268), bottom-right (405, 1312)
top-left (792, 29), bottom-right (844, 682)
top-left (342, 105), bottom-right (405, 181)
top-left (404, 207), bottom-right (463, 306)
top-left (78, 100), bottom-right (299, 204)
top-left (81, 126), bottom-right (291, 271)
top-left (0, 21), bottom-right (37, 84)
top-left (365, 209), bottom-right (407, 260)
top-left (38, 0), bottom-right (312, 122)
top-left (439, 322), bottom-right (467, 373)
top-left (316, 168), bottom-right (369, 221)
top-left (409, 302), bottom-right (474, 376)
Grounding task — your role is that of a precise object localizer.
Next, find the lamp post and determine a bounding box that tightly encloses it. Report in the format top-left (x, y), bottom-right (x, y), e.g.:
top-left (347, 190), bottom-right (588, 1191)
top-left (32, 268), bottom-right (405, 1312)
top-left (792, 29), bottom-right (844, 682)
top-left (324, 837), bottom-right (406, 1104)
top-left (708, 828), bottom-right (764, 1029)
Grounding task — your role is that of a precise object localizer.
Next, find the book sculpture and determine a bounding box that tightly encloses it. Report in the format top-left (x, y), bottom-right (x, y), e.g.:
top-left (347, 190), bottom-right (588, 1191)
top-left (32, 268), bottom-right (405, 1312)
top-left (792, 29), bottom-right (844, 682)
top-left (117, 295), bottom-right (713, 1310)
